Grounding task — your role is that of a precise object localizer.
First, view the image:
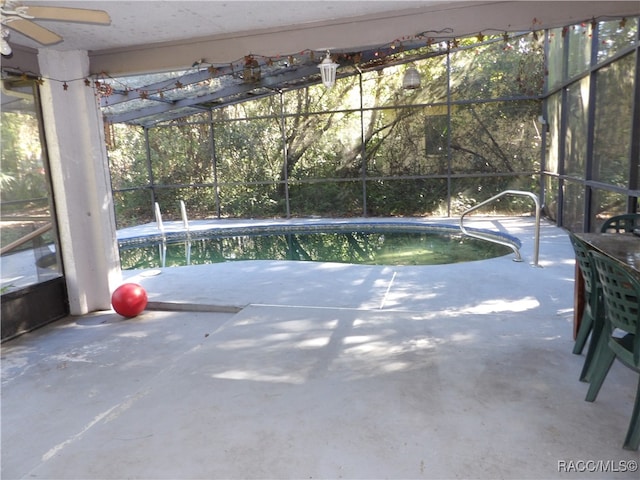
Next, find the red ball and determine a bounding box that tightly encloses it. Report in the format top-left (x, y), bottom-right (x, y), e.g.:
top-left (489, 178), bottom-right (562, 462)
top-left (111, 283), bottom-right (148, 318)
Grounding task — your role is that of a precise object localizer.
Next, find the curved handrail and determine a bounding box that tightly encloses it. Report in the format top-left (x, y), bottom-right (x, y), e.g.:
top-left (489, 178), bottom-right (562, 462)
top-left (0, 223), bottom-right (52, 255)
top-left (459, 190), bottom-right (541, 266)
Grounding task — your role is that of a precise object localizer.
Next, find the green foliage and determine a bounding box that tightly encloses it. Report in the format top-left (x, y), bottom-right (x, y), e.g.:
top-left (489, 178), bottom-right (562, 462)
top-left (367, 179), bottom-right (447, 216)
top-left (289, 181), bottom-right (362, 216)
top-left (107, 33), bottom-right (548, 224)
top-left (113, 189), bottom-right (153, 228)
top-left (450, 101), bottom-right (541, 175)
top-left (450, 33), bottom-right (545, 99)
top-left (593, 53), bottom-right (635, 188)
top-left (1, 111), bottom-right (48, 203)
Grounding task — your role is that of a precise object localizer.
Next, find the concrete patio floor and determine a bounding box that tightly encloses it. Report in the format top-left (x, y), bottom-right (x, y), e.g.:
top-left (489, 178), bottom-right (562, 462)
top-left (2, 216), bottom-right (639, 479)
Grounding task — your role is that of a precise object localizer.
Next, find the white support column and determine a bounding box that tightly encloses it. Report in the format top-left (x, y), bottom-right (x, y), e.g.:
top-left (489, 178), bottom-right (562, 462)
top-left (37, 49), bottom-right (121, 315)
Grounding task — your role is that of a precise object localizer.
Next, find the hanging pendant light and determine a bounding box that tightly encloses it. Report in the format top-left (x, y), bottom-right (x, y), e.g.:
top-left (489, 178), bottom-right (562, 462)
top-left (402, 66), bottom-right (421, 90)
top-left (318, 50), bottom-right (339, 88)
top-left (0, 27), bottom-right (11, 57)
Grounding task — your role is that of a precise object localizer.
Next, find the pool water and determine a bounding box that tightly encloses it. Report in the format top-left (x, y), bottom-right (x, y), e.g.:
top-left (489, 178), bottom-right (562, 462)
top-left (119, 228), bottom-right (513, 269)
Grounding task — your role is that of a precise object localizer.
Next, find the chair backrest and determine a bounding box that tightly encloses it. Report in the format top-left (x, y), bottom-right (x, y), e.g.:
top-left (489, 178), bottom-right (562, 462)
top-left (600, 213), bottom-right (640, 233)
top-left (568, 233), bottom-right (596, 294)
top-left (590, 250), bottom-right (640, 364)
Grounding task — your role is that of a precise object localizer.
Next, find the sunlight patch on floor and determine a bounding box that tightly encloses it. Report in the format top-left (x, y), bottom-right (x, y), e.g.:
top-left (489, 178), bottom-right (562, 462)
top-left (461, 296), bottom-right (540, 314)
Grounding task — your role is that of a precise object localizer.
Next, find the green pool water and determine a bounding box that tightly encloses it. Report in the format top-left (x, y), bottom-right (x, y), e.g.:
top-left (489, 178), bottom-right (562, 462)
top-left (119, 228), bottom-right (513, 269)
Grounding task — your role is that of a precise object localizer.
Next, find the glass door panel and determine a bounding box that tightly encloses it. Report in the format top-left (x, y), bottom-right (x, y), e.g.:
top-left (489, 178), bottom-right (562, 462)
top-left (1, 76), bottom-right (67, 339)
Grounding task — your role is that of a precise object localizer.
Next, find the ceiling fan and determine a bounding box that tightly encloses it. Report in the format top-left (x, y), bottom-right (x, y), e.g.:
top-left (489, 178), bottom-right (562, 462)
top-left (1, 0), bottom-right (111, 56)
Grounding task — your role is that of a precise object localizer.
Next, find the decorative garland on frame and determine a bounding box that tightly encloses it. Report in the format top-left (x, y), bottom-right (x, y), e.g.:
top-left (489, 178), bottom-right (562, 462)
top-left (0, 16), bottom-right (631, 100)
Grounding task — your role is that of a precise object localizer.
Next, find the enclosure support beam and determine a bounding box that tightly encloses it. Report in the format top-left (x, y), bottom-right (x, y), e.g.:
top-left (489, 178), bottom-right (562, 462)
top-left (37, 49), bottom-right (121, 314)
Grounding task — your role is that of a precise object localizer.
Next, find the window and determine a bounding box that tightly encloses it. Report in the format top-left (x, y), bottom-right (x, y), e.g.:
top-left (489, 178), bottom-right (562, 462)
top-left (1, 77), bottom-right (63, 293)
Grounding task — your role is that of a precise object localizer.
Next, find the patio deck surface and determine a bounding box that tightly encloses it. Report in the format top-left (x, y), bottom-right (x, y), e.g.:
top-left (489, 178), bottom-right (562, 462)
top-left (2, 216), bottom-right (639, 479)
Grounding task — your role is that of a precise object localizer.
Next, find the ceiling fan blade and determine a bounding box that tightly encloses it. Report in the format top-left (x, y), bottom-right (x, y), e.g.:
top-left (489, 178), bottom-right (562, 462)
top-left (23, 6), bottom-right (111, 25)
top-left (5, 18), bottom-right (63, 45)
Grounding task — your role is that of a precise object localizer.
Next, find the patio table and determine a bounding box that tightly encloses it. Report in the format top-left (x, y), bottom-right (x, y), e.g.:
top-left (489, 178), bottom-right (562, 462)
top-left (572, 232), bottom-right (640, 338)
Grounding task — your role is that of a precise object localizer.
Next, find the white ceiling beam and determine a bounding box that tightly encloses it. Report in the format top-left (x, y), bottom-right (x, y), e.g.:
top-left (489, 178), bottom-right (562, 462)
top-left (88, 2), bottom-right (640, 76)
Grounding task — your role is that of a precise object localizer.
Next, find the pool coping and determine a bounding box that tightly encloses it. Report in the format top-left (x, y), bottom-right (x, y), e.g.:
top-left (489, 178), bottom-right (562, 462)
top-left (117, 218), bottom-right (522, 250)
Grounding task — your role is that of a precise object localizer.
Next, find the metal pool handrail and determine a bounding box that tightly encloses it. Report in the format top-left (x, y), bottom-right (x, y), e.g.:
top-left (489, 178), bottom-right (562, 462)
top-left (180, 200), bottom-right (190, 233)
top-left (154, 202), bottom-right (165, 238)
top-left (459, 190), bottom-right (541, 267)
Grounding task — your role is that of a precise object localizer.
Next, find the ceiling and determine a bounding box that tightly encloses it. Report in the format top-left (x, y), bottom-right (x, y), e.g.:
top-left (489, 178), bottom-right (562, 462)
top-left (3, 1), bottom-right (638, 71)
top-left (5, 1), bottom-right (451, 52)
top-left (2, 1), bottom-right (639, 126)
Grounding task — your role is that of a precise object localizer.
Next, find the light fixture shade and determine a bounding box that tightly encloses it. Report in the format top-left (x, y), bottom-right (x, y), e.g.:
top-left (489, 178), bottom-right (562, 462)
top-left (0, 38), bottom-right (11, 56)
top-left (0, 28), bottom-right (11, 57)
top-left (402, 67), bottom-right (421, 90)
top-left (318, 51), bottom-right (339, 88)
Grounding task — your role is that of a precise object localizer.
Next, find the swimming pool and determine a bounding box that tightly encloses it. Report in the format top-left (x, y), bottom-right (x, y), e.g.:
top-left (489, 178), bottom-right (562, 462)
top-left (118, 222), bottom-right (519, 269)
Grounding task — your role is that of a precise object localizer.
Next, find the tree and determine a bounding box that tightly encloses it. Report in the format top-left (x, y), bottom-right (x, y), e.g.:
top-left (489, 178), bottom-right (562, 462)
top-left (106, 32), bottom-right (546, 223)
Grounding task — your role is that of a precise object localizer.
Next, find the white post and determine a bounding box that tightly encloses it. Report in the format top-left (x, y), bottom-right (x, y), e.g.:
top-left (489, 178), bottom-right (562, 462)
top-left (37, 49), bottom-right (121, 314)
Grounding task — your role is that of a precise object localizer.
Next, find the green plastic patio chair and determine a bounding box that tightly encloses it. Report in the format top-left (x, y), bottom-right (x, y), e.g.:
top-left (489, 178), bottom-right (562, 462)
top-left (600, 213), bottom-right (640, 233)
top-left (586, 250), bottom-right (640, 451)
top-left (568, 233), bottom-right (605, 381)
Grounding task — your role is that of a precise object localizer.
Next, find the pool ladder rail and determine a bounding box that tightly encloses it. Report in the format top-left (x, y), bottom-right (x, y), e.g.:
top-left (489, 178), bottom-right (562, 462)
top-left (459, 190), bottom-right (541, 267)
top-left (154, 200), bottom-right (191, 236)
top-left (154, 200), bottom-right (192, 267)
